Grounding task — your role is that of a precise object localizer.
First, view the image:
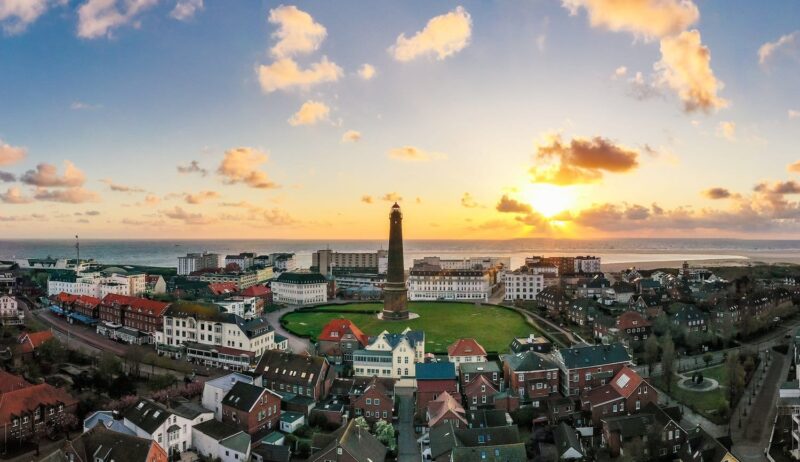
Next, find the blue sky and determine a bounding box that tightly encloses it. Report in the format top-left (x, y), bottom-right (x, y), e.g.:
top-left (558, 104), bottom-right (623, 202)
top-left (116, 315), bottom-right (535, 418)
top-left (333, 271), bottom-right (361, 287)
top-left (0, 0), bottom-right (798, 238)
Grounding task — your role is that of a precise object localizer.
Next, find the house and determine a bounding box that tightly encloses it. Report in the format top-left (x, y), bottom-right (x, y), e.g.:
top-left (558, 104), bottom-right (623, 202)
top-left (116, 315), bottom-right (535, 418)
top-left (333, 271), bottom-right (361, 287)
top-left (547, 396), bottom-right (580, 425)
top-left (17, 330), bottom-right (55, 356)
top-left (427, 392), bottom-right (467, 429)
top-left (202, 372), bottom-right (259, 420)
top-left (310, 397), bottom-right (349, 427)
top-left (309, 419), bottom-right (387, 462)
top-left (463, 374), bottom-right (499, 410)
top-left (221, 382), bottom-right (281, 436)
top-left (123, 398), bottom-right (213, 457)
top-left (554, 422), bottom-right (585, 460)
top-left (0, 294), bottom-right (22, 326)
top-left (0, 370), bottom-right (30, 393)
top-left (581, 366), bottom-right (657, 425)
top-left (607, 281), bottom-right (636, 304)
top-left (353, 328), bottom-right (425, 379)
top-left (509, 334), bottom-right (552, 354)
top-left (351, 377), bottom-right (394, 423)
top-left (466, 409), bottom-right (513, 428)
top-left (71, 295), bottom-right (102, 319)
top-left (670, 303), bottom-right (708, 333)
top-left (271, 272), bottom-right (328, 305)
top-left (99, 293), bottom-right (169, 336)
top-left (553, 343), bottom-right (633, 397)
top-left (601, 403), bottom-right (688, 458)
top-left (0, 382), bottom-right (78, 443)
top-left (208, 282), bottom-right (239, 297)
top-left (83, 410), bottom-right (137, 435)
top-left (428, 421), bottom-right (525, 462)
top-left (537, 286), bottom-right (570, 318)
top-left (568, 299), bottom-right (599, 326)
top-left (447, 338), bottom-right (488, 368)
top-left (146, 275), bottom-right (167, 295)
top-left (316, 318), bottom-right (369, 365)
top-left (279, 411), bottom-right (305, 433)
top-left (251, 443), bottom-right (292, 462)
top-left (575, 275), bottom-right (610, 299)
top-left (192, 419), bottom-right (252, 462)
top-left (501, 351), bottom-right (560, 404)
top-left (460, 362), bottom-right (502, 390)
top-left (416, 361), bottom-right (459, 414)
top-left (255, 350), bottom-right (334, 401)
top-left (685, 425), bottom-right (740, 462)
top-left (594, 311), bottom-right (652, 347)
top-left (630, 294), bottom-right (664, 318)
top-left (239, 284), bottom-right (272, 312)
top-left (57, 425), bottom-right (168, 462)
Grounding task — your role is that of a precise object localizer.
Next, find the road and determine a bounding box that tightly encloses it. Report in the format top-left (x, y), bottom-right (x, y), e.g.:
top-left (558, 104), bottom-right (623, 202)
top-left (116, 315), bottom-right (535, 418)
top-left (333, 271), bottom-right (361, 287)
top-left (395, 387), bottom-right (421, 462)
top-left (490, 286), bottom-right (583, 346)
top-left (264, 305), bottom-right (312, 354)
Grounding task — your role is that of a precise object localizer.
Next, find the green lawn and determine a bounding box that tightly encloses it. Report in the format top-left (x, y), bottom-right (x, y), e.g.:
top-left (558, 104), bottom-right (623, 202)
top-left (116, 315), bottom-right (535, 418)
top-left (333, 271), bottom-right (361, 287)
top-left (282, 302), bottom-right (536, 353)
top-left (655, 364), bottom-right (729, 424)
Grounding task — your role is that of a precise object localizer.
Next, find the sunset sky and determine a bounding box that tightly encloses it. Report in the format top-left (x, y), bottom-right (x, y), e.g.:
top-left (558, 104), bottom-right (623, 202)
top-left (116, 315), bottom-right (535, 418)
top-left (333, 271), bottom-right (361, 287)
top-left (0, 0), bottom-right (799, 239)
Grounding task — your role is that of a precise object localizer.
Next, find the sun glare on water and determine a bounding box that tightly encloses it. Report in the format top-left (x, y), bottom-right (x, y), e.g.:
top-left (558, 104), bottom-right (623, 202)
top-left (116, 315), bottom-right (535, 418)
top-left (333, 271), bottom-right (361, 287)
top-left (522, 184), bottom-right (578, 218)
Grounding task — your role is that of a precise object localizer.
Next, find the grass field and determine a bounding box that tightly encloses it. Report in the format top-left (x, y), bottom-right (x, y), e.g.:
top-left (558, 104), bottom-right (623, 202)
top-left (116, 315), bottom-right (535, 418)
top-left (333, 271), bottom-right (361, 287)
top-left (282, 302), bottom-right (536, 353)
top-left (655, 364), bottom-right (729, 424)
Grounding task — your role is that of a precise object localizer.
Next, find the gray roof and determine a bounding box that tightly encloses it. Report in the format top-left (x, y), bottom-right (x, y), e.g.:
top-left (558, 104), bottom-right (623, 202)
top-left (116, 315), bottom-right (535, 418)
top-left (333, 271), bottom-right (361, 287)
top-left (65, 426), bottom-right (155, 462)
top-left (460, 362), bottom-right (501, 375)
top-left (501, 351), bottom-right (558, 372)
top-left (221, 432), bottom-right (252, 454)
top-left (83, 411), bottom-right (136, 436)
top-left (451, 444), bottom-right (527, 462)
top-left (554, 422), bottom-right (583, 458)
top-left (429, 421), bottom-right (522, 460)
top-left (222, 381), bottom-right (269, 412)
top-left (275, 272), bottom-right (327, 284)
top-left (310, 420), bottom-right (386, 462)
top-left (557, 343), bottom-right (631, 369)
top-left (123, 399), bottom-right (169, 435)
top-left (172, 401), bottom-right (211, 420)
top-left (193, 419), bottom-right (242, 441)
top-left (252, 444), bottom-right (291, 462)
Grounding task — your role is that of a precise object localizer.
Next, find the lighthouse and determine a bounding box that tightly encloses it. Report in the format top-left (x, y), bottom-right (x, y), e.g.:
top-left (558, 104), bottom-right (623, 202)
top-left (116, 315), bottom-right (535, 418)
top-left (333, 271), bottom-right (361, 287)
top-left (382, 202), bottom-right (409, 320)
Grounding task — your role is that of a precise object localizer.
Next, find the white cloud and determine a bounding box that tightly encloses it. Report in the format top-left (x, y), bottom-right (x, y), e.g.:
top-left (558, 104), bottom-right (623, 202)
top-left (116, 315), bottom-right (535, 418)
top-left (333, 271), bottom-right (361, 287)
top-left (288, 100), bottom-right (330, 126)
top-left (388, 146), bottom-right (447, 162)
top-left (257, 56), bottom-right (342, 93)
top-left (170, 0), bottom-right (202, 21)
top-left (21, 161), bottom-right (86, 187)
top-left (34, 187), bottom-right (100, 203)
top-left (758, 31), bottom-right (799, 66)
top-left (0, 186), bottom-right (32, 204)
top-left (561, 0), bottom-right (699, 40)
top-left (341, 130), bottom-right (362, 143)
top-left (790, 109), bottom-right (800, 119)
top-left (217, 147), bottom-right (278, 189)
top-left (268, 5), bottom-right (327, 58)
top-left (613, 66), bottom-right (627, 78)
top-left (77, 0), bottom-right (159, 39)
top-left (390, 6), bottom-right (472, 61)
top-left (716, 121), bottom-right (736, 141)
top-left (358, 63), bottom-right (376, 80)
top-left (0, 140), bottom-right (26, 166)
top-left (0, 0), bottom-right (56, 35)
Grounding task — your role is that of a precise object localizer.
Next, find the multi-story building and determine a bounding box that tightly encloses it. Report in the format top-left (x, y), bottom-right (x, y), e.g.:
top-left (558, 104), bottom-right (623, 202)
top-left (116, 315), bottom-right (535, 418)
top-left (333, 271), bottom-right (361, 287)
top-left (123, 399), bottom-right (213, 457)
top-left (225, 252), bottom-right (256, 271)
top-left (155, 301), bottom-right (286, 371)
top-left (593, 311), bottom-right (652, 347)
top-left (412, 256), bottom-right (510, 271)
top-left (352, 328), bottom-right (425, 379)
top-left (193, 271), bottom-right (259, 290)
top-left (202, 373), bottom-right (259, 420)
top-left (537, 286), bottom-right (571, 318)
top-left (574, 256), bottom-right (602, 274)
top-left (308, 420), bottom-right (386, 462)
top-left (178, 252), bottom-right (221, 276)
top-left (0, 380), bottom-right (78, 443)
top-left (98, 294), bottom-right (169, 337)
top-left (271, 272), bottom-right (328, 305)
top-left (501, 351), bottom-right (560, 404)
top-left (255, 350), bottom-right (334, 401)
top-left (316, 318), bottom-right (369, 365)
top-left (407, 262), bottom-right (494, 301)
top-left (312, 249), bottom-right (389, 276)
top-left (670, 302), bottom-right (709, 333)
top-left (581, 367), bottom-right (657, 426)
top-left (351, 377), bottom-right (394, 423)
top-left (217, 295), bottom-right (259, 319)
top-left (553, 343), bottom-right (633, 397)
top-left (58, 425), bottom-right (169, 462)
top-left (0, 294), bottom-right (22, 326)
top-left (47, 270), bottom-right (144, 298)
top-left (504, 259), bottom-right (558, 302)
top-left (416, 362), bottom-right (459, 414)
top-left (221, 382), bottom-right (281, 436)
top-left (268, 253), bottom-right (296, 273)
top-left (447, 338), bottom-right (487, 368)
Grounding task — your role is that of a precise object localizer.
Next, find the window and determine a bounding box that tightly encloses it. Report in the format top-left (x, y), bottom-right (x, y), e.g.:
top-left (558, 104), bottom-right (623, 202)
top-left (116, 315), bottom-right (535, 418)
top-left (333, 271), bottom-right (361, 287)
top-left (374, 399), bottom-right (380, 406)
top-left (366, 398), bottom-right (372, 405)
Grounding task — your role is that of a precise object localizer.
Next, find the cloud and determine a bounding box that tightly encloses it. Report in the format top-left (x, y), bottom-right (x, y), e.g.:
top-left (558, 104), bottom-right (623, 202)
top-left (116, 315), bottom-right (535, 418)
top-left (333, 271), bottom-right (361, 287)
top-left (753, 180), bottom-right (800, 195)
top-left (268, 4), bottom-right (327, 59)
top-left (341, 130), bottom-right (362, 143)
top-left (0, 140), bottom-right (26, 166)
top-left (561, 0), bottom-right (699, 40)
top-left (716, 121), bottom-right (736, 141)
top-left (257, 57), bottom-right (342, 93)
top-left (758, 31), bottom-right (799, 66)
top-left (143, 193), bottom-right (160, 205)
top-left (84, 210), bottom-right (101, 216)
top-left (170, 0), bottom-right (202, 21)
top-left (77, 0), bottom-right (159, 39)
top-left (388, 146), bottom-right (447, 162)
top-left (288, 100), bottom-right (330, 126)
top-left (0, 0), bottom-right (57, 35)
top-left (361, 195), bottom-right (374, 204)
top-left (0, 171), bottom-right (15, 182)
top-left (101, 179), bottom-right (145, 192)
top-left (358, 64), bottom-right (376, 80)
top-left (176, 160), bottom-right (208, 176)
top-left (217, 147), bottom-right (278, 189)
top-left (626, 71), bottom-right (661, 100)
top-left (0, 187), bottom-right (32, 204)
top-left (655, 30), bottom-right (728, 113)
top-left (461, 192), bottom-right (479, 208)
top-left (184, 190), bottom-right (219, 204)
top-left (703, 187), bottom-right (732, 200)
top-left (70, 101), bottom-right (102, 110)
top-left (34, 187), bottom-right (100, 203)
top-left (496, 195), bottom-right (533, 214)
top-left (789, 110), bottom-right (800, 120)
top-left (613, 66), bottom-right (628, 78)
top-left (390, 6), bottom-right (472, 61)
top-left (162, 206), bottom-right (215, 225)
top-left (21, 161), bottom-right (86, 187)
top-left (529, 134), bottom-right (639, 185)
top-left (381, 192), bottom-right (402, 202)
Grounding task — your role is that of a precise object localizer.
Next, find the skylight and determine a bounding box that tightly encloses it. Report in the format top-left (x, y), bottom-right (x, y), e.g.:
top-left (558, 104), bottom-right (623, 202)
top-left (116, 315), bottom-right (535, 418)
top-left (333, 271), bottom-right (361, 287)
top-left (615, 374), bottom-right (631, 388)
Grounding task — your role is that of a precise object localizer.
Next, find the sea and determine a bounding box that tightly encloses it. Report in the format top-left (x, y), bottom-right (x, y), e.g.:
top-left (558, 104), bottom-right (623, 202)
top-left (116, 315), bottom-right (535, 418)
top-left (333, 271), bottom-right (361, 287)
top-left (3, 238), bottom-right (800, 270)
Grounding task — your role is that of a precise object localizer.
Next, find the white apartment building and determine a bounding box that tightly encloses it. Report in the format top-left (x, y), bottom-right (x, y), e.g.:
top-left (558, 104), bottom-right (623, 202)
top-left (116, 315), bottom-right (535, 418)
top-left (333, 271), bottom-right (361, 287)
top-left (123, 399), bottom-right (213, 456)
top-left (407, 264), bottom-right (493, 301)
top-left (177, 252), bottom-right (221, 276)
top-left (155, 301), bottom-right (287, 371)
top-left (0, 294), bottom-right (22, 326)
top-left (217, 296), bottom-right (259, 319)
top-left (412, 256), bottom-right (510, 271)
top-left (224, 253), bottom-right (255, 271)
top-left (504, 265), bottom-right (550, 302)
top-left (269, 253), bottom-right (297, 273)
top-left (312, 249), bottom-right (389, 276)
top-left (574, 256), bottom-right (602, 274)
top-left (47, 271), bottom-right (145, 298)
top-left (201, 373), bottom-right (258, 420)
top-left (353, 328), bottom-right (425, 379)
top-left (271, 272), bottom-right (328, 305)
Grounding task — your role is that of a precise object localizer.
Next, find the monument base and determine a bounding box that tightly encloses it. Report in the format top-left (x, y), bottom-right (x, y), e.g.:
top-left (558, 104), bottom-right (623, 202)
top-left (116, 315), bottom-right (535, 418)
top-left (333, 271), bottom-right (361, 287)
top-left (378, 310), bottom-right (419, 321)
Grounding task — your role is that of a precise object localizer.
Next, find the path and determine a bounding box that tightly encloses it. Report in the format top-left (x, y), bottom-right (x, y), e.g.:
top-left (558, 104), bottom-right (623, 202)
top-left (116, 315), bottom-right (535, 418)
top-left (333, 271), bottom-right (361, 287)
top-left (264, 305), bottom-right (312, 354)
top-left (395, 387), bottom-right (421, 462)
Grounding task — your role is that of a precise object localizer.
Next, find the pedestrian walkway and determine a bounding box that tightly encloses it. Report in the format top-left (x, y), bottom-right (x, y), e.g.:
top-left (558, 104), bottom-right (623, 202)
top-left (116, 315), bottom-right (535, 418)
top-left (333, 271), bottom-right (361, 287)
top-left (396, 388), bottom-right (421, 462)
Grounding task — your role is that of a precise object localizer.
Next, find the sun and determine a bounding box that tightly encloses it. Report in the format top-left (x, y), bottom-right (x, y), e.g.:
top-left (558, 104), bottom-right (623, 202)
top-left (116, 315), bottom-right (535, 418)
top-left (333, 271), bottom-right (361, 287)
top-left (521, 184), bottom-right (578, 218)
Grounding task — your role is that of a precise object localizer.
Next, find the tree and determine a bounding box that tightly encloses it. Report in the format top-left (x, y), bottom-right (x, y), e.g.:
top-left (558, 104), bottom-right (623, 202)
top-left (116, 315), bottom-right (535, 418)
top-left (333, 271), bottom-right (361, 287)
top-left (703, 352), bottom-right (713, 367)
top-left (352, 416), bottom-right (369, 431)
top-left (38, 338), bottom-right (67, 364)
top-left (725, 352), bottom-right (745, 408)
top-left (98, 351), bottom-right (122, 380)
top-left (661, 337), bottom-right (676, 392)
top-left (374, 420), bottom-right (397, 451)
top-left (652, 313), bottom-right (670, 336)
top-left (644, 335), bottom-right (660, 375)
top-left (685, 332), bottom-right (702, 353)
top-left (124, 348), bottom-right (145, 378)
top-left (620, 436), bottom-right (647, 462)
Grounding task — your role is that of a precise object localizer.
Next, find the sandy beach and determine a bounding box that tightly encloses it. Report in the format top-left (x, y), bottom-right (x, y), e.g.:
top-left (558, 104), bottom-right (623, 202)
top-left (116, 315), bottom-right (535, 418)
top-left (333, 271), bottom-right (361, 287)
top-left (602, 252), bottom-right (800, 272)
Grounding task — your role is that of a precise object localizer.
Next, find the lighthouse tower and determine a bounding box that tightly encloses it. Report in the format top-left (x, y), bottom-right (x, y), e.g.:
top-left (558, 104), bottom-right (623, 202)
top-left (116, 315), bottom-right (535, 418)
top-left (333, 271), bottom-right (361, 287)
top-left (382, 203), bottom-right (409, 320)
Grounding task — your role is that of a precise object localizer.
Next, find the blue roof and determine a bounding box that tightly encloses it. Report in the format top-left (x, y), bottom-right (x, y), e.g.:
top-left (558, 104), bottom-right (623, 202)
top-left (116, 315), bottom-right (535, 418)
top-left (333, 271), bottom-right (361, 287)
top-left (373, 330), bottom-right (425, 348)
top-left (83, 411), bottom-right (136, 436)
top-left (415, 361), bottom-right (456, 380)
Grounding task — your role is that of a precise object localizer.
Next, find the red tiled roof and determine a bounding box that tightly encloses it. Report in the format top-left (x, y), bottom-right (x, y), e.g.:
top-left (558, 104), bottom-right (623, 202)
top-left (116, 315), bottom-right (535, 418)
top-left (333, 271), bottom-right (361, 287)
top-left (616, 311), bottom-right (652, 330)
top-left (0, 371), bottom-right (30, 394)
top-left (18, 331), bottom-right (54, 354)
top-left (417, 380), bottom-right (458, 394)
top-left (100, 294), bottom-right (169, 317)
top-left (447, 338), bottom-right (487, 357)
top-left (145, 275), bottom-right (161, 283)
top-left (463, 374), bottom-right (498, 394)
top-left (583, 383), bottom-right (623, 407)
top-left (609, 366), bottom-right (644, 399)
top-left (318, 318), bottom-right (368, 346)
top-left (0, 383), bottom-right (77, 424)
top-left (54, 293), bottom-right (78, 304)
top-left (208, 282), bottom-right (239, 296)
top-left (427, 392), bottom-right (466, 427)
top-left (240, 285), bottom-right (270, 297)
top-left (75, 295), bottom-right (101, 307)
